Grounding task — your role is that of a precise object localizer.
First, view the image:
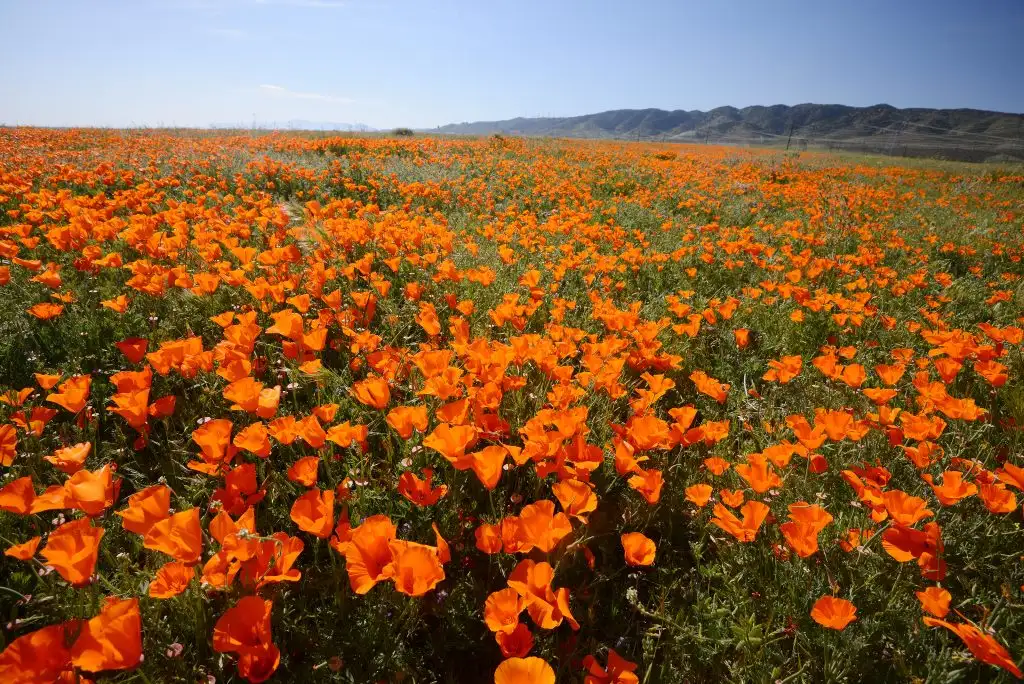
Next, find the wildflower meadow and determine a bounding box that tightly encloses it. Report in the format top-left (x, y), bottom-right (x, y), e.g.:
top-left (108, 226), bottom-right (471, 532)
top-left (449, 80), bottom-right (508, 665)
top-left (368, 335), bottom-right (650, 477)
top-left (0, 127), bottom-right (1023, 682)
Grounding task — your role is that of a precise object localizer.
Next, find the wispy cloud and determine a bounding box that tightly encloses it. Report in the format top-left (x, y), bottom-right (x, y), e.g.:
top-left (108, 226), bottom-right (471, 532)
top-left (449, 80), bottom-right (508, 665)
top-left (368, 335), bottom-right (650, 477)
top-left (258, 84), bottom-right (355, 104)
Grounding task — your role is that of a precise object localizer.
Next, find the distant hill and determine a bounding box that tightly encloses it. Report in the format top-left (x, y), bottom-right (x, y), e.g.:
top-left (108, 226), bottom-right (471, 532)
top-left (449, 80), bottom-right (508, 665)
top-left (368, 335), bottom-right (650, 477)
top-left (211, 120), bottom-right (376, 132)
top-left (434, 104), bottom-right (1024, 162)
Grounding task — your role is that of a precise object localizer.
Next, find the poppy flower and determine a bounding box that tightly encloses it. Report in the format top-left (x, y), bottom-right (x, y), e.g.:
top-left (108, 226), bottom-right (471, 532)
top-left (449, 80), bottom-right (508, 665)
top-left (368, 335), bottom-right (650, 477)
top-left (144, 508), bottom-right (203, 564)
top-left (41, 518), bottom-right (105, 586)
top-left (149, 560), bottom-right (196, 599)
top-left (47, 375), bottom-right (91, 414)
top-left (0, 476), bottom-right (35, 514)
top-left (27, 302), bottom-right (64, 319)
top-left (213, 596), bottom-right (280, 683)
top-left (515, 500), bottom-right (573, 553)
top-left (978, 483), bottom-right (1017, 514)
top-left (494, 657), bottom-right (555, 684)
top-left (398, 468), bottom-right (449, 506)
top-left (552, 479), bottom-right (598, 521)
top-left (191, 418), bottom-right (235, 470)
top-left (114, 337), bottom-right (148, 364)
top-left (352, 375), bottom-right (391, 410)
top-left (0, 622), bottom-right (77, 682)
top-left (0, 424), bottom-right (18, 466)
top-left (45, 442), bottom-right (92, 474)
top-left (70, 597), bottom-right (143, 672)
top-left (290, 488), bottom-right (335, 538)
top-left (916, 586), bottom-right (951, 618)
top-left (424, 422), bottom-right (478, 465)
top-left (386, 405), bottom-right (429, 439)
top-left (468, 445), bottom-right (509, 490)
top-left (476, 523), bottom-right (503, 554)
top-left (384, 539), bottom-right (446, 596)
top-left (690, 370), bottom-right (729, 403)
top-left (627, 468), bottom-right (664, 504)
top-left (685, 483), bottom-right (713, 507)
top-left (734, 453), bottom-right (782, 493)
top-left (583, 649), bottom-right (640, 684)
top-left (64, 463), bottom-right (119, 516)
top-left (287, 456), bottom-right (320, 487)
top-left (5, 535), bottom-right (41, 561)
top-left (496, 623), bottom-right (534, 659)
top-left (621, 532), bottom-right (656, 566)
top-left (485, 587), bottom-right (525, 634)
top-left (338, 514), bottom-right (397, 594)
top-left (810, 595), bottom-right (857, 630)
top-left (923, 617), bottom-right (1022, 678)
top-left (711, 500), bottom-right (770, 542)
top-left (116, 484), bottom-right (171, 536)
top-left (923, 470), bottom-right (978, 506)
top-left (233, 421), bottom-right (272, 458)
top-left (507, 559), bottom-right (579, 631)
top-left (763, 355), bottom-right (802, 384)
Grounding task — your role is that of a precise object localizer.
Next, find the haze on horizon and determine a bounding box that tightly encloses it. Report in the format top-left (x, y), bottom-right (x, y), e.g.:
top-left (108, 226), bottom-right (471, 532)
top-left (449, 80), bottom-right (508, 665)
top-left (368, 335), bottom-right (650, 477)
top-left (1, 0), bottom-right (1021, 130)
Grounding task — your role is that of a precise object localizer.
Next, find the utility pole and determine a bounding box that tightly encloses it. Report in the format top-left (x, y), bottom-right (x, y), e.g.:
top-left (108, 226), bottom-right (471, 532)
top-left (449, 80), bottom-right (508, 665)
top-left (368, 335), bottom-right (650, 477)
top-left (785, 122), bottom-right (794, 151)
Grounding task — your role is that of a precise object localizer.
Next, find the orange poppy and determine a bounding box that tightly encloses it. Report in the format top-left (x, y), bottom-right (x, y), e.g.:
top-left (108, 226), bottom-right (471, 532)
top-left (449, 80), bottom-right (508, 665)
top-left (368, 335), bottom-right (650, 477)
top-left (4, 535), bottom-right (41, 561)
top-left (763, 355), bottom-right (803, 383)
top-left (65, 464), bottom-right (119, 516)
top-left (494, 657), bottom-right (555, 684)
top-left (68, 597), bottom-right (143, 673)
top-left (144, 508), bottom-right (203, 564)
top-left (810, 595), bottom-right (857, 630)
top-left (495, 623), bottom-right (534, 659)
top-left (41, 518), bottom-right (105, 586)
top-left (507, 559), bottom-right (579, 631)
top-left (621, 532), bottom-right (656, 566)
top-left (383, 539), bottom-right (446, 596)
top-left (685, 483), bottom-right (713, 507)
top-left (690, 370), bottom-right (729, 403)
top-left (583, 649), bottom-right (640, 684)
top-left (627, 468), bottom-right (664, 504)
top-left (116, 484), bottom-right (171, 536)
top-left (233, 421), bottom-right (272, 458)
top-left (45, 442), bottom-right (92, 474)
top-left (923, 617), bottom-right (1022, 678)
top-left (149, 560), bottom-right (196, 599)
top-left (338, 514), bottom-right (398, 594)
top-left (424, 422), bottom-right (478, 465)
top-left (114, 337), bottom-right (148, 364)
top-left (397, 468), bottom-right (449, 506)
top-left (514, 500), bottom-right (573, 553)
top-left (552, 479), bottom-right (598, 521)
top-left (352, 375), bottom-right (391, 410)
top-left (0, 622), bottom-right (76, 682)
top-left (386, 404), bottom-right (429, 439)
top-left (711, 500), bottom-right (770, 542)
top-left (485, 587), bottom-right (525, 634)
top-left (213, 596), bottom-right (280, 683)
top-left (287, 456), bottom-right (320, 487)
top-left (290, 488), bottom-right (335, 538)
top-left (475, 522), bottom-right (503, 554)
top-left (47, 375), bottom-right (91, 414)
top-left (916, 586), bottom-right (951, 618)
top-left (0, 424), bottom-right (18, 466)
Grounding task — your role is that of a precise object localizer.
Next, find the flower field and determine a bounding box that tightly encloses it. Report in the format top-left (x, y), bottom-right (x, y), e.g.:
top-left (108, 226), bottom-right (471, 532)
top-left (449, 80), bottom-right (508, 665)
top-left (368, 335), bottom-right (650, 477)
top-left (1, 127), bottom-right (1023, 682)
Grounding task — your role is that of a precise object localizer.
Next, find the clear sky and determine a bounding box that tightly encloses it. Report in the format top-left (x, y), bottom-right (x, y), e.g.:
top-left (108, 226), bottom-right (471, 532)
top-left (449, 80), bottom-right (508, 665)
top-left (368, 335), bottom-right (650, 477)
top-left (1, 0), bottom-right (1021, 129)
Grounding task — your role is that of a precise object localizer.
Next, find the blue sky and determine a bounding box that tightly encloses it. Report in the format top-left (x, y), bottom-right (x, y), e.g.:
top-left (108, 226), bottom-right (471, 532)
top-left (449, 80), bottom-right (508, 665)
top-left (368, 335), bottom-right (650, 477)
top-left (1, 0), bottom-right (1022, 129)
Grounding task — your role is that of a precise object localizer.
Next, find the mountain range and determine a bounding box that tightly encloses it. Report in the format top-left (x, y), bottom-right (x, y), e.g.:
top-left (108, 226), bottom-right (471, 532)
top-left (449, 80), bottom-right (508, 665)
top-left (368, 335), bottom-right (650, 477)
top-left (434, 104), bottom-right (1024, 162)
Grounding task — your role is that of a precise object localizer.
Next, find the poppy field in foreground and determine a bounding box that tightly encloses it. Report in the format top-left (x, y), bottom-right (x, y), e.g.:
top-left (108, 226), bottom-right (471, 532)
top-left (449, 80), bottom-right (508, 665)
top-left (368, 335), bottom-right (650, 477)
top-left (0, 128), bottom-right (1023, 683)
